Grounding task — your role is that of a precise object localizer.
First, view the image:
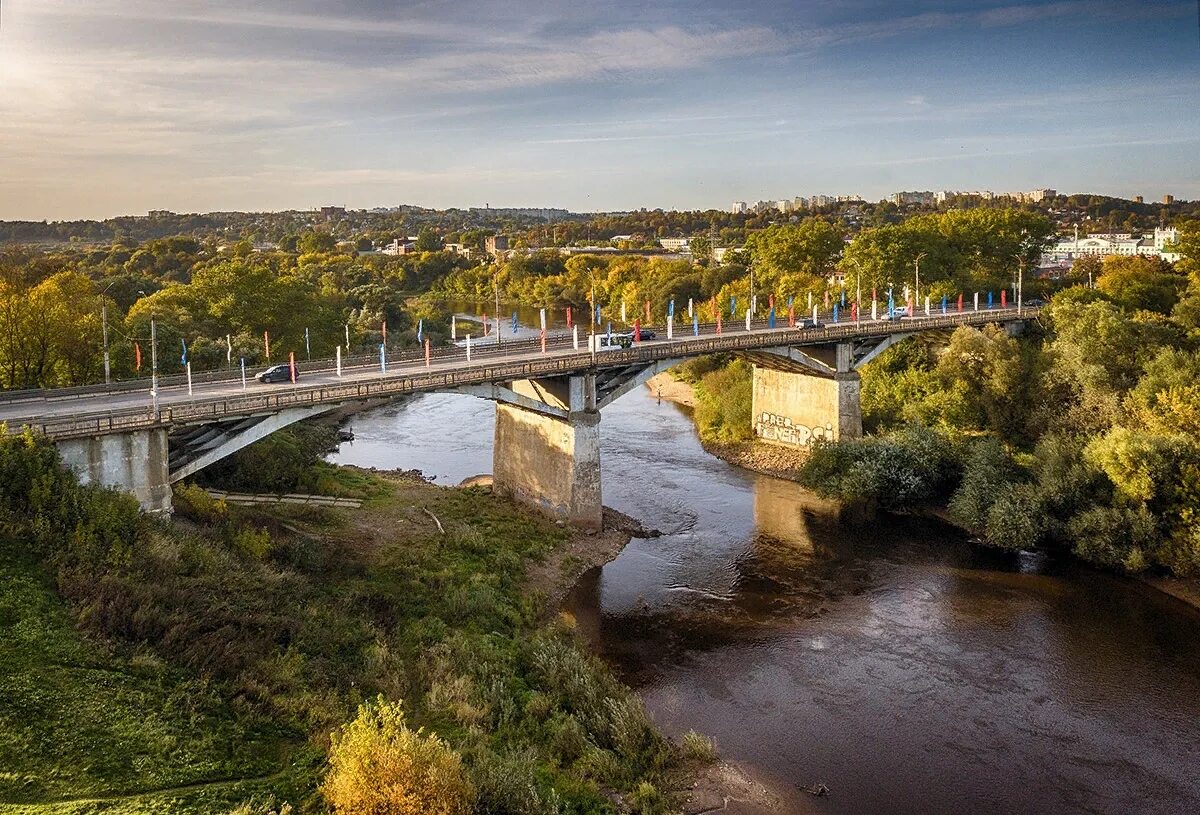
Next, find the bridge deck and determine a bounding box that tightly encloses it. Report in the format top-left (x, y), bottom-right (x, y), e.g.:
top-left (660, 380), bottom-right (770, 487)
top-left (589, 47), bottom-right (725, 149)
top-left (0, 307), bottom-right (1037, 439)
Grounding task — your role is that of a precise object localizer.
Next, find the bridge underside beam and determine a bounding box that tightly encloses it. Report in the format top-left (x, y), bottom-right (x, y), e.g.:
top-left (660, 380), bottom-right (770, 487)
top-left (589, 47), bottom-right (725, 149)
top-left (168, 404), bottom-right (336, 483)
top-left (595, 358), bottom-right (686, 410)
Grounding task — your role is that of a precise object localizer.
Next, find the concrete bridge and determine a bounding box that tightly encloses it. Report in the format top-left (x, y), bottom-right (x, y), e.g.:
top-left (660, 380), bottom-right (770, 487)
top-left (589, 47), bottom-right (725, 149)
top-left (0, 307), bottom-right (1037, 528)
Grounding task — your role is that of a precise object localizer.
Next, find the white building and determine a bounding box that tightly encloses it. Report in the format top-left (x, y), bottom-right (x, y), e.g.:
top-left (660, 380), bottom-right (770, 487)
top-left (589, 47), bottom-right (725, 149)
top-left (1045, 227), bottom-right (1181, 264)
top-left (658, 237), bottom-right (691, 252)
top-left (731, 201), bottom-right (748, 214)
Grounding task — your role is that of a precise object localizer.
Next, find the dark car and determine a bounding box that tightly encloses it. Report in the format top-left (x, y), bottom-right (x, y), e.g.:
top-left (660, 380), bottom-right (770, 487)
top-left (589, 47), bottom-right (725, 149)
top-left (799, 318), bottom-right (821, 329)
top-left (257, 363), bottom-right (298, 383)
top-left (635, 328), bottom-right (658, 340)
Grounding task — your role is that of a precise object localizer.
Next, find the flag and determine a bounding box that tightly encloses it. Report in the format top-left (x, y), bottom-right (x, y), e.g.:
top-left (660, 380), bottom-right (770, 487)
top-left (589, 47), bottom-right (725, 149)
top-left (687, 297), bottom-right (693, 319)
top-left (539, 308), bottom-right (546, 332)
top-left (668, 298), bottom-right (675, 319)
top-left (824, 290), bottom-right (830, 309)
top-left (566, 306), bottom-right (573, 327)
top-left (289, 351), bottom-right (296, 383)
top-left (645, 300), bottom-right (651, 322)
top-left (693, 313), bottom-right (699, 336)
top-left (382, 320), bottom-right (387, 344)
top-left (833, 304), bottom-right (839, 323)
top-left (988, 291), bottom-right (994, 308)
top-left (958, 293), bottom-right (963, 312)
top-left (451, 317), bottom-right (456, 340)
top-left (595, 304), bottom-right (601, 325)
top-left (1001, 289), bottom-right (1007, 307)
top-left (226, 334), bottom-right (232, 363)
top-left (841, 289), bottom-right (846, 307)
top-left (134, 343), bottom-right (142, 371)
top-left (481, 312), bottom-right (488, 335)
top-left (264, 331), bottom-right (270, 359)
top-left (942, 295), bottom-right (948, 314)
top-left (716, 314), bottom-right (723, 334)
top-left (416, 319), bottom-right (423, 342)
top-left (304, 328), bottom-right (310, 357)
top-left (512, 311), bottom-right (518, 334)
top-left (730, 296), bottom-right (736, 316)
top-left (180, 339), bottom-right (187, 365)
top-left (769, 294), bottom-right (775, 310)
top-left (769, 307), bottom-right (776, 329)
top-left (852, 302), bottom-right (859, 321)
top-left (634, 318), bottom-right (641, 342)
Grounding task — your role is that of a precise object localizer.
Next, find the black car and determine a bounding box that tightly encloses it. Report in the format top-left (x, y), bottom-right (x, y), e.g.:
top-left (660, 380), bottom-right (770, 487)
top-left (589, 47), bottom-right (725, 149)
top-left (257, 363), bottom-right (298, 383)
top-left (636, 328), bottom-right (658, 340)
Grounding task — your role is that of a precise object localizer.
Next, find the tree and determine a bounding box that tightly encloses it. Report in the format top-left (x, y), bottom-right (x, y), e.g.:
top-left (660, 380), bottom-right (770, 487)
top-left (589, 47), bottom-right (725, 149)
top-left (321, 697), bottom-right (473, 815)
top-left (1096, 255), bottom-right (1186, 314)
top-left (298, 231), bottom-right (337, 254)
top-left (414, 227), bottom-right (442, 252)
top-left (745, 219), bottom-right (843, 291)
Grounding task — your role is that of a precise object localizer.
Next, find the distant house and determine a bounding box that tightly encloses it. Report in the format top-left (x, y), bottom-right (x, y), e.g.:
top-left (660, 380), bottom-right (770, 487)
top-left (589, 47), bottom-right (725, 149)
top-left (485, 235), bottom-right (510, 256)
top-left (658, 238), bottom-right (690, 252)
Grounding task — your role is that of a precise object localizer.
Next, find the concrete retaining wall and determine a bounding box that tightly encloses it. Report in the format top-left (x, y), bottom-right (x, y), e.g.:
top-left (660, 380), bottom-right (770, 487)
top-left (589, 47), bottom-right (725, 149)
top-left (57, 428), bottom-right (173, 513)
top-left (492, 404), bottom-right (602, 530)
top-left (751, 366), bottom-right (862, 447)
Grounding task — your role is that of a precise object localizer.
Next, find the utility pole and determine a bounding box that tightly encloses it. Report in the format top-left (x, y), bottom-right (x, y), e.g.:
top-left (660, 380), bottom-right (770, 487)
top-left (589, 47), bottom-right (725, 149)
top-left (914, 252), bottom-right (926, 308)
top-left (493, 262), bottom-right (502, 347)
top-left (1017, 256), bottom-right (1025, 315)
top-left (101, 303), bottom-right (111, 385)
top-left (748, 260), bottom-right (755, 324)
top-left (150, 316), bottom-right (159, 414)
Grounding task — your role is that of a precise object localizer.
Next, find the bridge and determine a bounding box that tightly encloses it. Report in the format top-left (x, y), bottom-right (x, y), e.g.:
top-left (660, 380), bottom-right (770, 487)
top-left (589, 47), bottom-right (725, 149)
top-left (0, 307), bottom-right (1037, 528)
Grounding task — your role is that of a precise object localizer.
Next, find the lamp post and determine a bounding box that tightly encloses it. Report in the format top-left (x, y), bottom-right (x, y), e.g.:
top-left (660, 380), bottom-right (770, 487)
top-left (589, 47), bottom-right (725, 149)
top-left (97, 278), bottom-right (123, 385)
top-left (914, 252), bottom-right (926, 310)
top-left (493, 262), bottom-right (502, 347)
top-left (150, 315), bottom-right (159, 414)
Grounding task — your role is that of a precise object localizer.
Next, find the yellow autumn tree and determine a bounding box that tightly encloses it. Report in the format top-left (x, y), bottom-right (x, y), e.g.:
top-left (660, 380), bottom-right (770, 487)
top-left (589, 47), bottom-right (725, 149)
top-left (322, 697), bottom-right (473, 815)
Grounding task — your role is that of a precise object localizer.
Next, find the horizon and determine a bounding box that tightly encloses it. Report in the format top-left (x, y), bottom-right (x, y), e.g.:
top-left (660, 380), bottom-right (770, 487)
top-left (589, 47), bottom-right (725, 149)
top-left (2, 0), bottom-right (1199, 220)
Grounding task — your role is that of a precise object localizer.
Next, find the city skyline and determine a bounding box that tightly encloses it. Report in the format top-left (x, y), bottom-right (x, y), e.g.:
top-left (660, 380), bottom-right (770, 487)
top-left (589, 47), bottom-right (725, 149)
top-left (2, 0), bottom-right (1198, 220)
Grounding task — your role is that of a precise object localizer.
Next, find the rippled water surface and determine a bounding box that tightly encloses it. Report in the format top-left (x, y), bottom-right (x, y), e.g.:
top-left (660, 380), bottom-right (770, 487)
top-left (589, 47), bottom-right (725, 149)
top-left (332, 389), bottom-right (1200, 815)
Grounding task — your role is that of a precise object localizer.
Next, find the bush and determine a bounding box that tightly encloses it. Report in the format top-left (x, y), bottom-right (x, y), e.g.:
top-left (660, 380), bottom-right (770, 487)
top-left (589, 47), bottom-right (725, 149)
top-left (174, 482), bottom-right (227, 524)
top-left (948, 438), bottom-right (1019, 532)
top-left (322, 696), bottom-right (473, 815)
top-left (198, 423), bottom-right (340, 493)
top-left (1068, 505), bottom-right (1157, 572)
top-left (984, 482), bottom-right (1045, 551)
top-left (680, 730), bottom-right (717, 763)
top-left (693, 360), bottom-right (753, 443)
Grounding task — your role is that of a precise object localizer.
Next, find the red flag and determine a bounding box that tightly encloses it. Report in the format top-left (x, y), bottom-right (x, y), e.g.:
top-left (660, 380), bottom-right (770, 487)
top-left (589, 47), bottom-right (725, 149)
top-left (788, 305), bottom-right (795, 327)
top-left (634, 318), bottom-right (641, 342)
top-left (264, 331), bottom-right (270, 360)
top-left (425, 338), bottom-right (431, 367)
top-left (872, 288), bottom-right (877, 302)
top-left (1001, 289), bottom-right (1008, 307)
top-left (852, 302), bottom-right (859, 321)
top-left (566, 307), bottom-right (572, 328)
top-left (289, 351), bottom-right (296, 383)
top-left (134, 343), bottom-right (142, 371)
top-left (716, 314), bottom-right (722, 335)
top-left (382, 320), bottom-right (387, 345)
top-left (768, 294), bottom-right (775, 310)
top-left (957, 293), bottom-right (963, 312)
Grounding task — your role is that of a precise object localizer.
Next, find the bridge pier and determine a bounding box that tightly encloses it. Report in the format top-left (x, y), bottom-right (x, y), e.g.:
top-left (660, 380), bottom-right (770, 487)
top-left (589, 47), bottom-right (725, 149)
top-left (493, 403), bottom-right (602, 531)
top-left (56, 428), bottom-right (173, 514)
top-left (747, 341), bottom-right (863, 447)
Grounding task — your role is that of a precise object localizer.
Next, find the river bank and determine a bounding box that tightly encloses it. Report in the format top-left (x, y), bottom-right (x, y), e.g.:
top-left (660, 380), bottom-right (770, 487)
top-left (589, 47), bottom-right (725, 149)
top-left (645, 371), bottom-right (1200, 613)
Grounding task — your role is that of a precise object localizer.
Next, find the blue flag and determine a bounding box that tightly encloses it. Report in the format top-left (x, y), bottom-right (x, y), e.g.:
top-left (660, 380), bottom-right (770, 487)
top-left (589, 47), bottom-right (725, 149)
top-left (888, 291), bottom-right (895, 317)
top-left (768, 308), bottom-right (776, 329)
top-left (512, 311), bottom-right (518, 334)
top-left (693, 314), bottom-right (699, 335)
top-left (833, 304), bottom-right (840, 323)
top-left (988, 291), bottom-right (994, 308)
top-left (595, 304), bottom-right (601, 325)
top-left (730, 296), bottom-right (737, 316)
top-left (941, 295), bottom-right (948, 314)
top-left (841, 290), bottom-right (846, 307)
top-left (180, 339), bottom-right (187, 365)
top-left (668, 298), bottom-right (675, 318)
top-left (416, 319), bottom-right (423, 343)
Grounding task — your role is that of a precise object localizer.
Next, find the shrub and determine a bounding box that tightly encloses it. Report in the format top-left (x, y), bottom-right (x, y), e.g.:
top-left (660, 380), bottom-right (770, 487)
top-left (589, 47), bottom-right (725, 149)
top-left (984, 483), bottom-right (1045, 551)
top-left (322, 696), bottom-right (473, 815)
top-left (173, 482), bottom-right (227, 524)
top-left (948, 438), bottom-right (1019, 532)
top-left (680, 730), bottom-right (717, 763)
top-left (693, 360), bottom-right (753, 443)
top-left (1068, 505), bottom-right (1157, 572)
top-left (231, 526), bottom-right (272, 561)
top-left (468, 747), bottom-right (561, 815)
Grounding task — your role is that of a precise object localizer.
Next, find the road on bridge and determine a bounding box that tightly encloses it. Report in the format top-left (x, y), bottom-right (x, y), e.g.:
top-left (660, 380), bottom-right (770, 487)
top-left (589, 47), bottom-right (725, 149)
top-left (0, 307), bottom-right (1037, 434)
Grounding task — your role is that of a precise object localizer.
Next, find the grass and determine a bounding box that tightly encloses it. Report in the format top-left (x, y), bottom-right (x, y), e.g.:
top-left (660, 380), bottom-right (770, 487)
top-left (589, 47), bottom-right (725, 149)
top-left (0, 539), bottom-right (303, 813)
top-left (0, 432), bottom-right (702, 814)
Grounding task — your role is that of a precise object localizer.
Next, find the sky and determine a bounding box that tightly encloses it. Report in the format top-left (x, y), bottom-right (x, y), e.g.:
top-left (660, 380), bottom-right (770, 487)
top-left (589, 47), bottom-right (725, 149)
top-left (1, 0), bottom-right (1198, 219)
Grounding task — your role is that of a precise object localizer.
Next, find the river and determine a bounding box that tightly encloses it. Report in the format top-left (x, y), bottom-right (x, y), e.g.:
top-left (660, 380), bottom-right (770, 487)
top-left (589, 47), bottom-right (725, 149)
top-left (329, 388), bottom-right (1200, 815)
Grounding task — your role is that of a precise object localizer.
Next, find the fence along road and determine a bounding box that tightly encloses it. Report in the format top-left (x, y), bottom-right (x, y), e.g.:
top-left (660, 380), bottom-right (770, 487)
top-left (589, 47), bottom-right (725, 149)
top-left (0, 307), bottom-right (1037, 440)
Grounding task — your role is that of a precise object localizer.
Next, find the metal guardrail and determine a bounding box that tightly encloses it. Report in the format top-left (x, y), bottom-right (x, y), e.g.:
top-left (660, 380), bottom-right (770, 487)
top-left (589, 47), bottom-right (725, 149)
top-left (7, 307), bottom-right (1038, 439)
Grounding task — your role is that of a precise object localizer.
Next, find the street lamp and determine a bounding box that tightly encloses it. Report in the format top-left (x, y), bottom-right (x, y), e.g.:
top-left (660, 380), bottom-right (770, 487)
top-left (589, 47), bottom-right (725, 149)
top-left (96, 278), bottom-right (123, 385)
top-left (914, 252), bottom-right (926, 310)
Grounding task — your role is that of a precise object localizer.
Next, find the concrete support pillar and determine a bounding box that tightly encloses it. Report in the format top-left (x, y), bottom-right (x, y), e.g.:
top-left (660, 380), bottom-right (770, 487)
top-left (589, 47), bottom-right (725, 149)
top-left (751, 365), bottom-right (862, 447)
top-left (492, 404), bottom-right (602, 531)
top-left (56, 428), bottom-right (172, 514)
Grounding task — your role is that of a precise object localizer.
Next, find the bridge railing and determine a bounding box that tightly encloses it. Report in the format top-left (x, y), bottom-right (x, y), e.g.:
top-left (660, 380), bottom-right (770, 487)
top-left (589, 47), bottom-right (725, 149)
top-left (9, 307), bottom-right (1038, 439)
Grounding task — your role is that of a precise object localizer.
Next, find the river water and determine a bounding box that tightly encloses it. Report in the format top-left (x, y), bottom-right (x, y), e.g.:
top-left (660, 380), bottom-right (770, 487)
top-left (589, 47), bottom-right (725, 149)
top-left (330, 388), bottom-right (1200, 815)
